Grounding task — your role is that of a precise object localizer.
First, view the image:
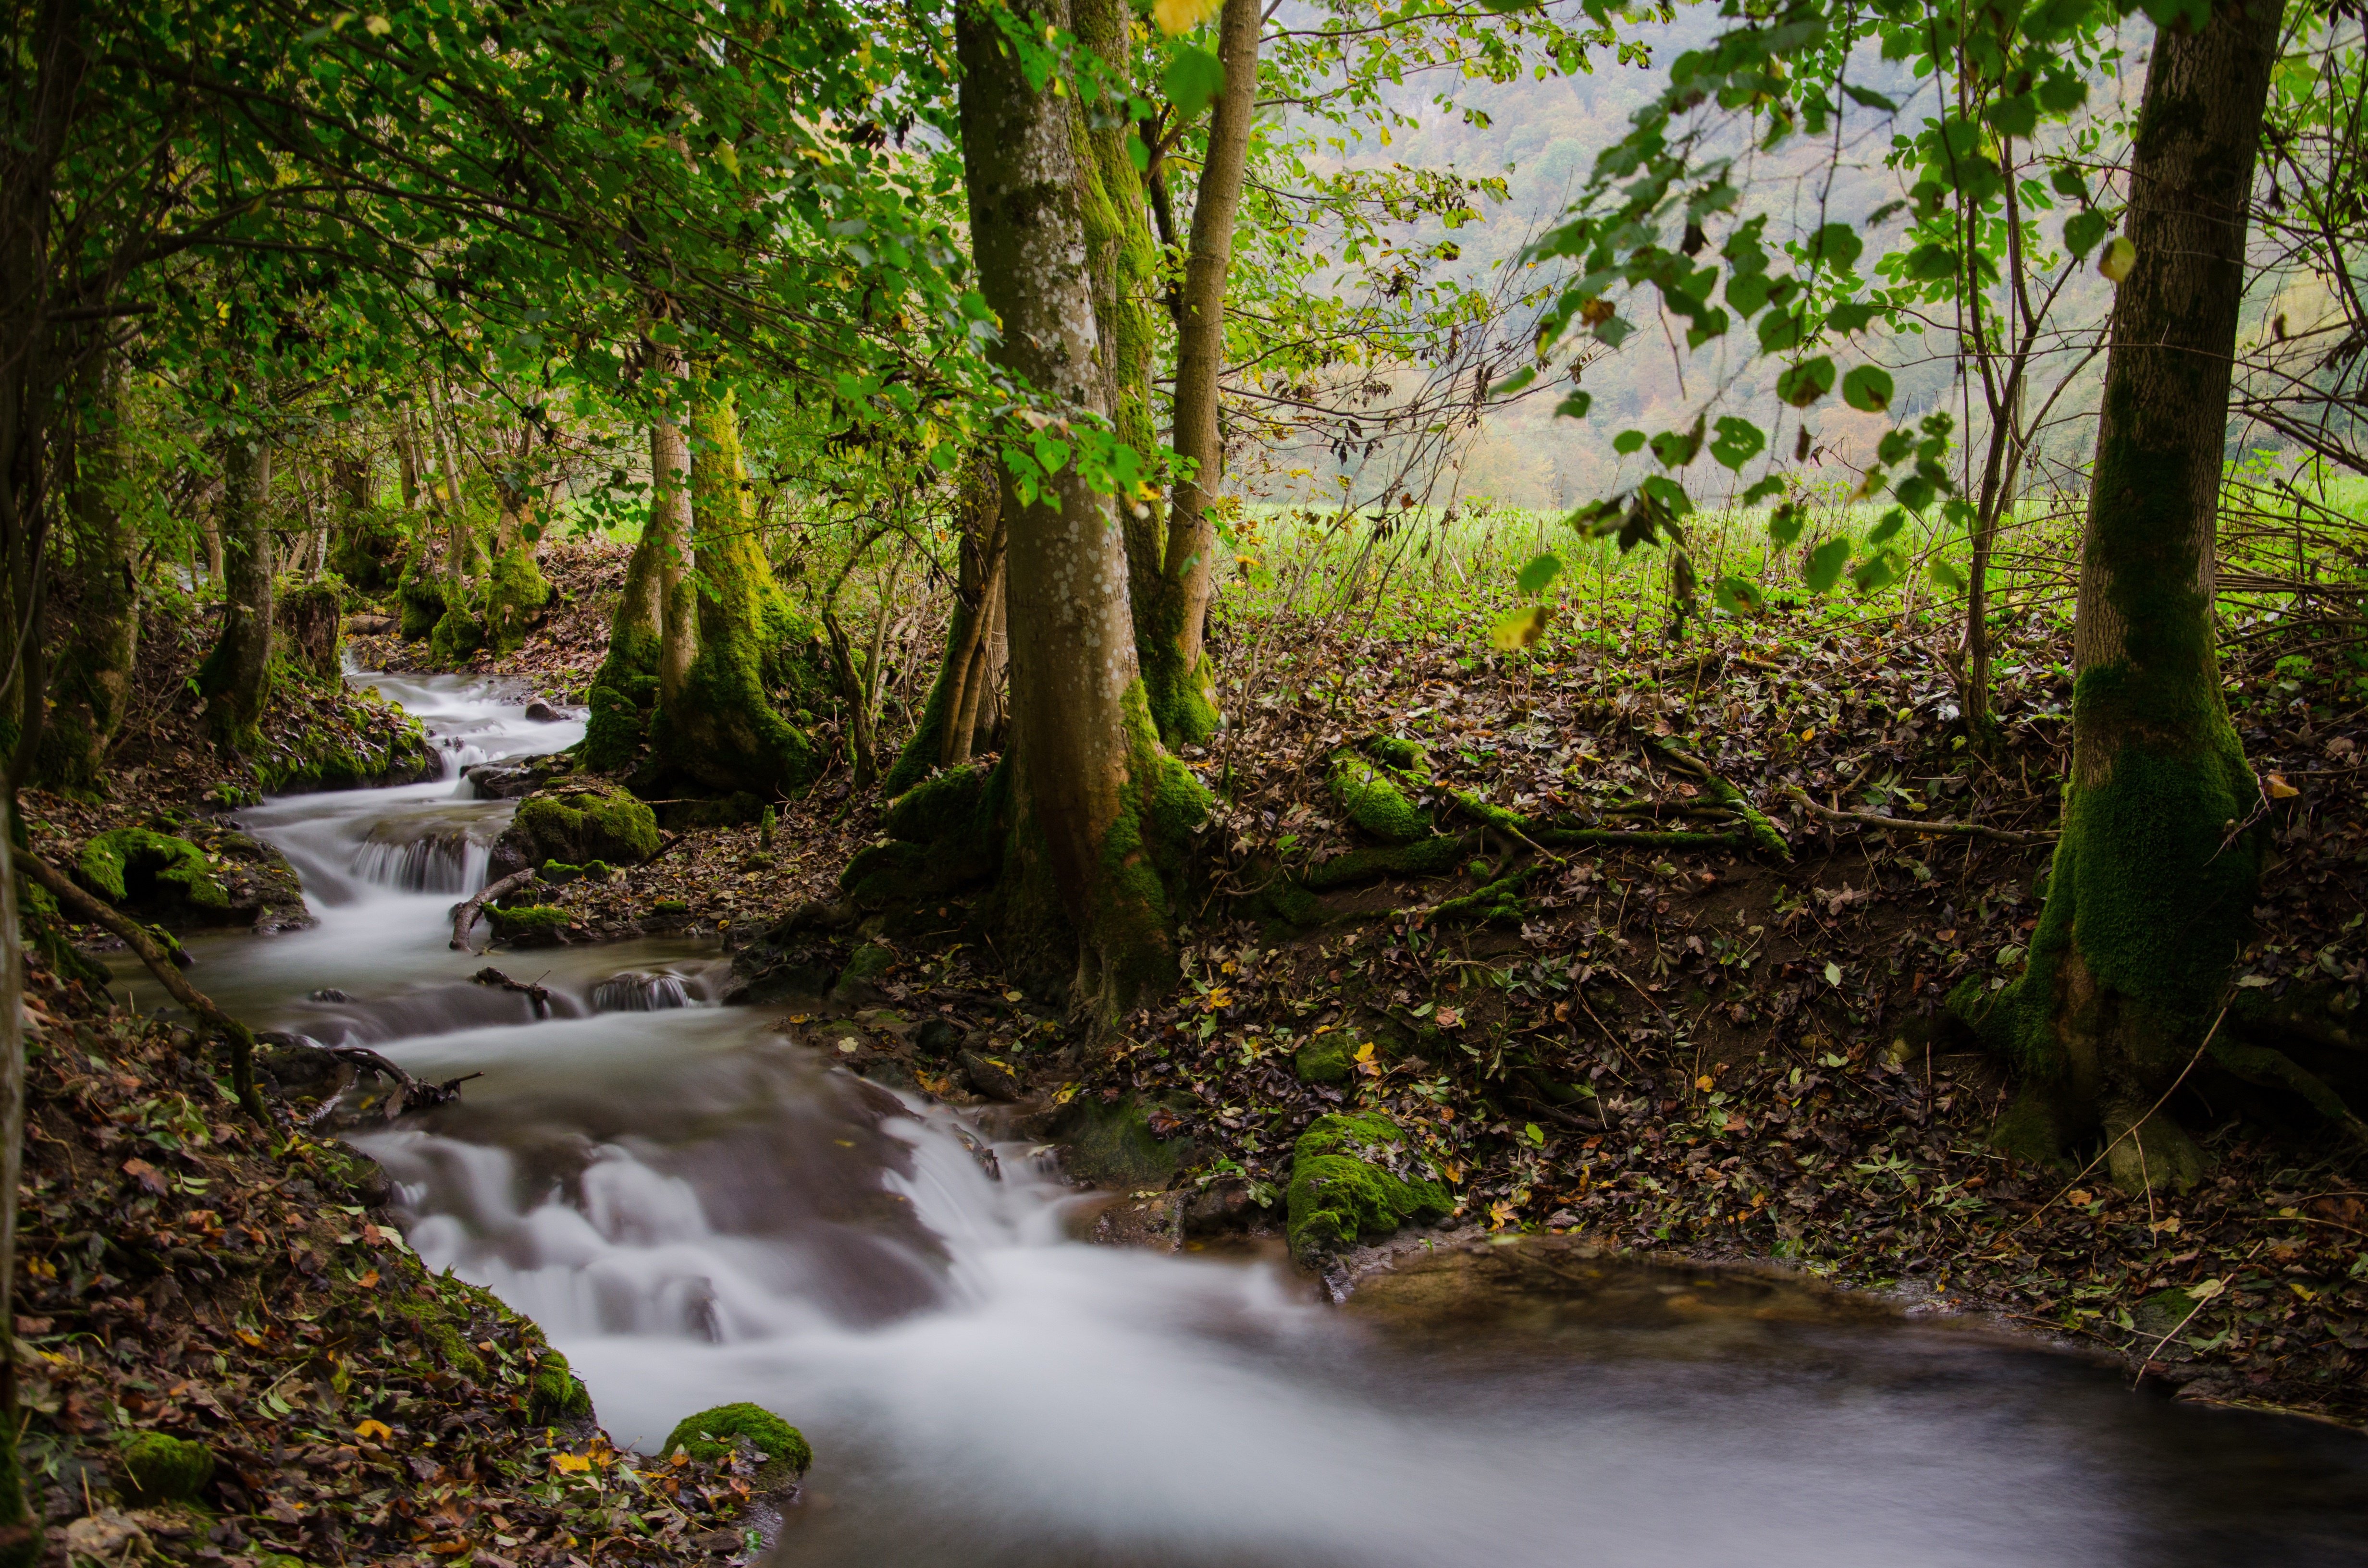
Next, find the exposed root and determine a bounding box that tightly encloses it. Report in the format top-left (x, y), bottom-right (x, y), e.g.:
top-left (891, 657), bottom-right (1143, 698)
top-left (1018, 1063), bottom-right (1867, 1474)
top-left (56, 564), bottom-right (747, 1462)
top-left (2211, 1037), bottom-right (2368, 1147)
top-left (1781, 784), bottom-right (2056, 847)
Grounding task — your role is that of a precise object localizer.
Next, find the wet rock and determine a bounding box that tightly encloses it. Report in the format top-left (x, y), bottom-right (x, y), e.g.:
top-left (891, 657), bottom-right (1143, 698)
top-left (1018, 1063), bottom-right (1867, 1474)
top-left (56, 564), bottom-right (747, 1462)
top-left (523, 700), bottom-right (566, 723)
top-left (832, 941), bottom-right (898, 1005)
top-left (74, 824), bottom-right (313, 934)
top-left (1025, 1093), bottom-right (1198, 1190)
top-left (914, 1017), bottom-right (965, 1055)
top-left (464, 751), bottom-right (572, 801)
top-left (660, 1404), bottom-right (812, 1493)
top-left (1185, 1179), bottom-right (1273, 1237)
top-left (1069, 1192), bottom-right (1184, 1252)
top-left (723, 900), bottom-right (857, 1006)
top-left (852, 1007), bottom-right (911, 1040)
top-left (487, 904), bottom-right (581, 948)
top-left (1286, 1111), bottom-right (1453, 1264)
top-left (1294, 1033), bottom-right (1357, 1085)
top-left (64, 1511), bottom-right (148, 1563)
top-left (256, 1033), bottom-right (358, 1110)
top-left (958, 1049), bottom-right (1023, 1102)
top-left (488, 780), bottom-right (657, 875)
top-left (308, 987), bottom-right (351, 1003)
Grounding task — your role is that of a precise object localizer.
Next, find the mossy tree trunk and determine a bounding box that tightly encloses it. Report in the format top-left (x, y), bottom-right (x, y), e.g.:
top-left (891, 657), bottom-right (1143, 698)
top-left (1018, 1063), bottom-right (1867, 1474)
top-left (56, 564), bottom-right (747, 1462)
top-left (883, 448), bottom-right (1006, 796)
top-left (36, 353), bottom-right (137, 790)
top-left (644, 391), bottom-right (819, 797)
top-left (1965, 0), bottom-right (2284, 1191)
top-left (652, 398), bottom-right (698, 708)
top-left (196, 428), bottom-right (275, 749)
top-left (959, 0), bottom-right (1207, 1016)
top-left (1146, 0), bottom-right (1259, 748)
top-left (484, 421), bottom-right (552, 655)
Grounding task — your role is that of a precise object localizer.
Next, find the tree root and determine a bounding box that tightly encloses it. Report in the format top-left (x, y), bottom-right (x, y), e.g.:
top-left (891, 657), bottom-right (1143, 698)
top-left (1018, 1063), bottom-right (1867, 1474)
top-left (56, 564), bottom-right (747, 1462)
top-left (1430, 865), bottom-right (1534, 923)
top-left (1529, 826), bottom-right (1749, 851)
top-left (2210, 1037), bottom-right (2368, 1147)
top-left (451, 867), bottom-right (537, 951)
top-left (1780, 784), bottom-right (2056, 848)
top-left (20, 848), bottom-right (269, 1124)
top-left (1644, 737), bottom-right (1791, 861)
top-left (1301, 835), bottom-right (1477, 890)
top-left (470, 965), bottom-right (554, 1018)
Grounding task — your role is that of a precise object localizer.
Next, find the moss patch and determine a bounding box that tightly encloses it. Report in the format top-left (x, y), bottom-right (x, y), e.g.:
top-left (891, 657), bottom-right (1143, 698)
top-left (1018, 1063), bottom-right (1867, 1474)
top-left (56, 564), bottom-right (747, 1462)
top-left (503, 783), bottom-right (661, 869)
top-left (660, 1402), bottom-right (812, 1487)
top-left (1285, 1111), bottom-right (1452, 1262)
top-left (528, 1350), bottom-right (593, 1424)
top-left (118, 1433), bottom-right (215, 1504)
top-left (1328, 751), bottom-right (1431, 844)
top-left (1293, 1034), bottom-right (1356, 1085)
top-left (75, 829), bottom-right (230, 914)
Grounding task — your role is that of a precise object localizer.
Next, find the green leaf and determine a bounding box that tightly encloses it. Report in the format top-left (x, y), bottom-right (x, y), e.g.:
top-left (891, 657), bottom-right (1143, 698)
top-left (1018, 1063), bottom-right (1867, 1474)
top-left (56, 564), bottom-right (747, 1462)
top-left (1713, 576), bottom-right (1767, 615)
top-left (2048, 164), bottom-right (2090, 201)
top-left (1757, 308), bottom-right (1808, 355)
top-left (1809, 223), bottom-right (1863, 270)
top-left (1877, 429), bottom-right (1915, 465)
top-left (1490, 603), bottom-right (1555, 650)
top-left (1929, 558), bottom-right (1967, 591)
top-left (1710, 416), bottom-right (1765, 472)
top-left (1517, 552), bottom-right (1565, 595)
top-left (1841, 83), bottom-right (1899, 112)
top-left (1803, 537), bottom-right (1851, 593)
top-left (1554, 390), bottom-right (1593, 419)
top-left (1776, 356), bottom-right (1836, 408)
top-left (1593, 315), bottom-right (1636, 348)
top-left (1986, 93), bottom-right (2039, 138)
top-left (1491, 366), bottom-right (1538, 397)
top-left (1865, 506), bottom-right (1907, 546)
top-left (2063, 208), bottom-right (2111, 258)
top-left (1768, 502), bottom-right (1807, 547)
top-left (2038, 72), bottom-right (2087, 113)
top-left (1651, 418), bottom-right (1705, 468)
top-left (1613, 429), bottom-right (1647, 455)
top-left (1825, 301), bottom-right (1876, 334)
top-left (1741, 476), bottom-right (1786, 505)
top-left (1163, 47), bottom-right (1225, 121)
top-left (1894, 473), bottom-right (1938, 512)
top-left (1126, 133), bottom-right (1151, 173)
top-left (1851, 551), bottom-right (1901, 593)
top-left (1841, 365), bottom-right (1894, 413)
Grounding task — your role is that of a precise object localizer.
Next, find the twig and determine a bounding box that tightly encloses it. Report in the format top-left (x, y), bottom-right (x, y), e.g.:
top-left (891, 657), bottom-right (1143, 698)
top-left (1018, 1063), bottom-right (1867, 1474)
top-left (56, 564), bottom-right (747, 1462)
top-left (450, 867), bottom-right (536, 951)
top-left (20, 849), bottom-right (269, 1124)
top-left (1782, 785), bottom-right (2057, 847)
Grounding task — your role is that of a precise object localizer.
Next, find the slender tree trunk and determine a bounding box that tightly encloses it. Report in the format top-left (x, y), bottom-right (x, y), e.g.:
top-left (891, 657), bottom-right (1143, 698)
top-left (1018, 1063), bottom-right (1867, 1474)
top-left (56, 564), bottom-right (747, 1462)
top-left (197, 429), bottom-right (275, 748)
top-left (1144, 0), bottom-right (1260, 746)
top-left (884, 449), bottom-right (1005, 795)
top-left (427, 378), bottom-right (470, 586)
top-left (651, 403), bottom-right (697, 708)
top-left (36, 353), bottom-right (137, 789)
top-left (959, 0), bottom-right (1207, 1013)
top-left (645, 391), bottom-right (817, 797)
top-left (1965, 0), bottom-right (2284, 1191)
top-left (0, 825), bottom-right (36, 1566)
top-left (485, 424), bottom-right (550, 654)
top-left (583, 433), bottom-right (674, 772)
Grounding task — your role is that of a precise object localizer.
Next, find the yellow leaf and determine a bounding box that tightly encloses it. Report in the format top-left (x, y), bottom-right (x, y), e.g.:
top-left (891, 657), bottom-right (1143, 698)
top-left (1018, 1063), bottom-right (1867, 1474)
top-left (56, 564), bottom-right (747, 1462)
top-left (355, 1420), bottom-right (392, 1442)
top-left (2066, 1188), bottom-right (2094, 1208)
top-left (1152, 0), bottom-right (1222, 34)
top-left (1489, 603), bottom-right (1555, 651)
top-left (2098, 236), bottom-right (2135, 282)
top-left (1695, 1075), bottom-right (1714, 1091)
top-left (551, 1453), bottom-right (592, 1473)
top-left (363, 12), bottom-right (390, 33)
top-left (2187, 1276), bottom-right (2226, 1302)
top-left (2266, 773), bottom-right (2300, 798)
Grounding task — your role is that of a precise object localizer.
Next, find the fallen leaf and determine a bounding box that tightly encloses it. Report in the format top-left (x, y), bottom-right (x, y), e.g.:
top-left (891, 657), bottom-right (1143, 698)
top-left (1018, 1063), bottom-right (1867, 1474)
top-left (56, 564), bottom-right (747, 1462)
top-left (550, 1453), bottom-right (593, 1474)
top-left (1434, 1006), bottom-right (1463, 1029)
top-left (122, 1159), bottom-right (166, 1196)
top-left (1695, 1075), bottom-right (1715, 1091)
top-left (355, 1420), bottom-right (393, 1441)
top-left (2266, 773), bottom-right (2300, 799)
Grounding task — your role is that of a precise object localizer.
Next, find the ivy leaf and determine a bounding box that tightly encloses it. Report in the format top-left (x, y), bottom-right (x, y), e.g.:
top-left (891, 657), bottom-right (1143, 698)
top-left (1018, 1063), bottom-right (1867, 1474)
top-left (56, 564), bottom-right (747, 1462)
top-left (1162, 46), bottom-right (1224, 120)
top-left (1516, 552), bottom-right (1564, 595)
top-left (1709, 416), bottom-right (1765, 471)
top-left (1554, 390), bottom-right (1593, 419)
top-left (1841, 365), bottom-right (1894, 412)
top-left (1803, 536), bottom-right (1851, 592)
top-left (2064, 208), bottom-right (2111, 258)
top-left (1776, 355), bottom-right (1837, 407)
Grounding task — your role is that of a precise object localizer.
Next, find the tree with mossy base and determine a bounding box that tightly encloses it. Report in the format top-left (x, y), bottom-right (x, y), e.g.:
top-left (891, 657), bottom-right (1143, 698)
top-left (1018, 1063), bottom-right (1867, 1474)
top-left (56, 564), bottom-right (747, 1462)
top-left (1951, 0), bottom-right (2291, 1192)
top-left (195, 429), bottom-right (275, 750)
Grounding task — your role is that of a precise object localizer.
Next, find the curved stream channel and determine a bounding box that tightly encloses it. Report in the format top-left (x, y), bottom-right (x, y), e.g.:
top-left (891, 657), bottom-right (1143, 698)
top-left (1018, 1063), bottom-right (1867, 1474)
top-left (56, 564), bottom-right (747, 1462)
top-left (149, 676), bottom-right (2367, 1566)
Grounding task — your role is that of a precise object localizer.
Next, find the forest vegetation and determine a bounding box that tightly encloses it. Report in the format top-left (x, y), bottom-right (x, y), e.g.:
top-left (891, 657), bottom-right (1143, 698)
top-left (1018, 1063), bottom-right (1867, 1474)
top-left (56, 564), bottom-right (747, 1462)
top-left (4, 0), bottom-right (2368, 1555)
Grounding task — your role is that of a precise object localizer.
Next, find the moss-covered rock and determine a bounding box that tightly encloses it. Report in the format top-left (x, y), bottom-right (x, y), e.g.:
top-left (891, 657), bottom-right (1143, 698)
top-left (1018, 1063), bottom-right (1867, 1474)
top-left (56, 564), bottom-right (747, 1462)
top-left (1286, 1111), bottom-right (1452, 1262)
top-left (884, 763), bottom-right (991, 845)
top-left (494, 782), bottom-right (660, 874)
top-left (833, 941), bottom-right (897, 1000)
top-left (488, 904), bottom-right (575, 948)
top-left (1038, 1093), bottom-right (1195, 1190)
top-left (660, 1403), bottom-right (812, 1488)
top-left (75, 829), bottom-right (230, 917)
top-left (117, 1433), bottom-right (214, 1504)
top-left (430, 600), bottom-right (486, 663)
top-left (1327, 752), bottom-right (1431, 844)
top-left (1293, 1034), bottom-right (1357, 1085)
top-left (483, 546), bottom-right (552, 655)
top-left (256, 711), bottom-right (438, 794)
top-left (528, 1350), bottom-right (593, 1424)
top-left (1363, 735), bottom-right (1431, 775)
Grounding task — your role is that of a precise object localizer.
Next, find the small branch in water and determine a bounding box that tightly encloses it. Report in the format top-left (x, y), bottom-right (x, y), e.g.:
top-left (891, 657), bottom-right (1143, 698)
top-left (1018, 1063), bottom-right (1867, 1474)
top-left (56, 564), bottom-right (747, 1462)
top-left (1780, 785), bottom-right (2057, 848)
top-left (20, 849), bottom-right (270, 1124)
top-left (470, 965), bottom-right (553, 1017)
top-left (312, 1043), bottom-right (478, 1120)
top-left (451, 868), bottom-right (537, 951)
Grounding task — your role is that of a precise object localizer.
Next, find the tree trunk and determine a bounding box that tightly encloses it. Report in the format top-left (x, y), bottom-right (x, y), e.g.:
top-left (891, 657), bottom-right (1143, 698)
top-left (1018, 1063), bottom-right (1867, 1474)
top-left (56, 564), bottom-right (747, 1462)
top-left (1964, 0), bottom-right (2284, 1192)
top-left (651, 404), bottom-right (698, 708)
top-left (581, 453), bottom-right (670, 772)
top-left (484, 425), bottom-right (551, 655)
top-left (196, 430), bottom-right (275, 748)
top-left (645, 391), bottom-right (818, 798)
top-left (959, 0), bottom-right (1207, 1014)
top-left (1143, 0), bottom-right (1260, 747)
top-left (0, 826), bottom-right (37, 1565)
top-left (36, 354), bottom-right (136, 790)
top-left (883, 449), bottom-right (1005, 796)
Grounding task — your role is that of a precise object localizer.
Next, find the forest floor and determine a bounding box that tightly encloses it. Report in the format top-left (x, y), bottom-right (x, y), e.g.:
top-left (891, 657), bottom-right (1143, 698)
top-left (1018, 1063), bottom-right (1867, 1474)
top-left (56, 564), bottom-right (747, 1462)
top-left (25, 531), bottom-right (2368, 1556)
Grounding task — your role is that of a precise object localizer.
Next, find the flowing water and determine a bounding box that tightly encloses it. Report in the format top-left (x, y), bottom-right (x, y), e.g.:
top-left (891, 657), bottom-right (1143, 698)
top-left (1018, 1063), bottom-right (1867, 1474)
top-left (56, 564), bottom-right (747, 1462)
top-left (157, 675), bottom-right (2368, 1567)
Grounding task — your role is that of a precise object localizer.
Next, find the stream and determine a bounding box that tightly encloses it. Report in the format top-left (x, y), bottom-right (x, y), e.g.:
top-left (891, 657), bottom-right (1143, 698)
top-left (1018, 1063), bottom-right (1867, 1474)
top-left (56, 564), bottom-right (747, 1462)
top-left (153, 674), bottom-right (2368, 1567)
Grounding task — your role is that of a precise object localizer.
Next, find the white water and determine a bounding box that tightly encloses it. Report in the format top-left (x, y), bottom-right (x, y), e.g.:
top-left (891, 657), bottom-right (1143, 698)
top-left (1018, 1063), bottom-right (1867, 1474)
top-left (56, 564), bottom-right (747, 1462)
top-left (165, 675), bottom-right (2367, 1568)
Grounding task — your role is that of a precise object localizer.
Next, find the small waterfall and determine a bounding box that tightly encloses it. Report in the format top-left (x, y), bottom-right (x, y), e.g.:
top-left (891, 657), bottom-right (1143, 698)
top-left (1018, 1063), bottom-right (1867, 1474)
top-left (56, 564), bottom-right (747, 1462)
top-left (592, 971), bottom-right (693, 1012)
top-left (351, 832), bottom-right (488, 893)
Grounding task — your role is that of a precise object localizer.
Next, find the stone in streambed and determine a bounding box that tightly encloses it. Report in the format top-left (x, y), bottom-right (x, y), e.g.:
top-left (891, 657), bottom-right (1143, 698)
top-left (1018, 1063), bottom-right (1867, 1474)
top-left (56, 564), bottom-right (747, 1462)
top-left (491, 780), bottom-right (658, 875)
top-left (958, 1049), bottom-right (1022, 1102)
top-left (1286, 1111), bottom-right (1453, 1263)
top-left (660, 1403), bottom-right (812, 1493)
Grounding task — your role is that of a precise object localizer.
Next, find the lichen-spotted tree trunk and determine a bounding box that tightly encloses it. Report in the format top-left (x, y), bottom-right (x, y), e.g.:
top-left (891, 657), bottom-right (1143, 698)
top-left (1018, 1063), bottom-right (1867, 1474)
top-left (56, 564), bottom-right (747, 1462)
top-left (484, 421), bottom-right (552, 655)
top-left (644, 391), bottom-right (820, 798)
top-left (1964, 0), bottom-right (2285, 1191)
top-left (959, 0), bottom-right (1207, 1013)
top-left (36, 354), bottom-right (136, 790)
top-left (1142, 0), bottom-right (1259, 747)
top-left (196, 429), bottom-right (274, 749)
top-left (652, 403), bottom-right (698, 707)
top-left (883, 448), bottom-right (1007, 796)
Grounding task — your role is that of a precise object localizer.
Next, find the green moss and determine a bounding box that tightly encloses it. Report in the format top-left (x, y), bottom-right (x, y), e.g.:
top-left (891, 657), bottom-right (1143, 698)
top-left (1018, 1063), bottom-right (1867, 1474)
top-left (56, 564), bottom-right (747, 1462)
top-left (837, 942), bottom-right (896, 990)
top-left (1294, 1034), bottom-right (1356, 1085)
top-left (1328, 751), bottom-right (1431, 844)
top-left (397, 551), bottom-right (445, 640)
top-left (1087, 682), bottom-right (1212, 1009)
top-left (484, 546), bottom-right (553, 655)
top-left (1285, 1111), bottom-right (1453, 1262)
top-left (529, 1350), bottom-right (593, 1424)
top-left (1302, 835), bottom-right (1468, 890)
top-left (1445, 786), bottom-right (1528, 834)
top-left (75, 829), bottom-right (230, 912)
top-left (654, 898), bottom-right (689, 915)
top-left (580, 682), bottom-right (648, 773)
top-left (489, 904), bottom-right (571, 937)
top-left (886, 764), bottom-right (991, 845)
top-left (1364, 735), bottom-right (1431, 774)
top-left (660, 1402), bottom-right (812, 1483)
top-left (118, 1433), bottom-right (215, 1503)
top-left (255, 714), bottom-right (435, 794)
top-left (1047, 1093), bottom-right (1193, 1189)
top-left (429, 601), bottom-right (486, 662)
top-left (507, 783), bottom-right (661, 868)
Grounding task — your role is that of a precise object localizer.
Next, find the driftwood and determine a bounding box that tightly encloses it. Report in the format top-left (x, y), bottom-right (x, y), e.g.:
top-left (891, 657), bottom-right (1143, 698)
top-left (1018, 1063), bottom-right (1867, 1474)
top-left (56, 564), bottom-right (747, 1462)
top-left (319, 1044), bottom-right (479, 1119)
top-left (450, 867), bottom-right (536, 950)
top-left (1780, 785), bottom-right (2059, 848)
top-left (21, 850), bottom-right (270, 1123)
top-left (471, 965), bottom-right (554, 1017)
